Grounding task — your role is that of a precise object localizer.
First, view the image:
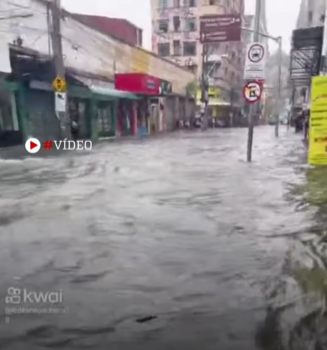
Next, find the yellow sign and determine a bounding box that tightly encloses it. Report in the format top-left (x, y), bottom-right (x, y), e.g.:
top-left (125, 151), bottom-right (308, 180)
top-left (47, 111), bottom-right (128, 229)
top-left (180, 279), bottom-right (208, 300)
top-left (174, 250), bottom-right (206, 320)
top-left (132, 48), bottom-right (150, 73)
top-left (196, 88), bottom-right (221, 103)
top-left (52, 76), bottom-right (66, 92)
top-left (308, 75), bottom-right (327, 165)
top-left (208, 87), bottom-right (220, 98)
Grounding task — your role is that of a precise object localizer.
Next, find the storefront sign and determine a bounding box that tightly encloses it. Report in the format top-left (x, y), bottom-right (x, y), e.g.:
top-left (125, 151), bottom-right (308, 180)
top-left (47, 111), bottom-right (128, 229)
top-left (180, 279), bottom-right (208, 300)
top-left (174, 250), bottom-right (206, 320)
top-left (115, 73), bottom-right (161, 95)
top-left (159, 79), bottom-right (172, 95)
top-left (308, 75), bottom-right (327, 165)
top-left (146, 80), bottom-right (156, 89)
top-left (196, 87), bottom-right (220, 102)
top-left (132, 47), bottom-right (150, 74)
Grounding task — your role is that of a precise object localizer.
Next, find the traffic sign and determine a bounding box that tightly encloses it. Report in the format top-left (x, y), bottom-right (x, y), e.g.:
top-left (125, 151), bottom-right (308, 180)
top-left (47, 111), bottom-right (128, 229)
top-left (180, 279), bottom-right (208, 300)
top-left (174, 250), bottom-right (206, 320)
top-left (244, 42), bottom-right (267, 80)
top-left (52, 76), bottom-right (66, 92)
top-left (243, 81), bottom-right (262, 104)
top-left (55, 92), bottom-right (66, 112)
top-left (200, 14), bottom-right (241, 43)
top-left (248, 43), bottom-right (264, 62)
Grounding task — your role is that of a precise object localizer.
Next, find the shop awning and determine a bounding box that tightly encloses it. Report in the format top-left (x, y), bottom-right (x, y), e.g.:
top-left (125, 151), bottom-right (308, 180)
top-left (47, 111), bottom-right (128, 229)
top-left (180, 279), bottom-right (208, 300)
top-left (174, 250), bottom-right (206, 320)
top-left (196, 100), bottom-right (231, 106)
top-left (72, 74), bottom-right (140, 100)
top-left (90, 85), bottom-right (140, 100)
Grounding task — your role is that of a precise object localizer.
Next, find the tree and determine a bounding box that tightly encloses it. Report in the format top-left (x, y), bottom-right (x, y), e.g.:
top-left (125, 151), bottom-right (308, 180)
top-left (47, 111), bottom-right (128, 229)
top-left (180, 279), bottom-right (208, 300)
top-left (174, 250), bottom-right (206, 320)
top-left (185, 80), bottom-right (198, 98)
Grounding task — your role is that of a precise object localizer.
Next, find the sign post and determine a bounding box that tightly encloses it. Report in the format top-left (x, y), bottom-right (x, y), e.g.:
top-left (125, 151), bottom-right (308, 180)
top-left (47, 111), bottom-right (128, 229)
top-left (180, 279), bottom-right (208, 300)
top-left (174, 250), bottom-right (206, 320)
top-left (199, 14), bottom-right (241, 130)
top-left (245, 0), bottom-right (262, 162)
top-left (52, 75), bottom-right (69, 136)
top-left (243, 81), bottom-right (262, 104)
top-left (244, 42), bottom-right (267, 80)
top-left (199, 14), bottom-right (242, 44)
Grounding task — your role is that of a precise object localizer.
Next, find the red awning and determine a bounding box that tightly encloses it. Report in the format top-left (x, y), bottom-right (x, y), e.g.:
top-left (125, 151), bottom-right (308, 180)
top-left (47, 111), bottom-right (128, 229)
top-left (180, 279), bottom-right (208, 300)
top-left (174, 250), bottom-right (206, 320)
top-left (115, 73), bottom-right (161, 95)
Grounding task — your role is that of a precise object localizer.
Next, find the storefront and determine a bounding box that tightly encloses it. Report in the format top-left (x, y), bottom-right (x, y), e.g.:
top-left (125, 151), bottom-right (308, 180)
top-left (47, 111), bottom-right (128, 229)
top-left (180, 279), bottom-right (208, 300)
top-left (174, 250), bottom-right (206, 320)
top-left (115, 73), bottom-right (172, 136)
top-left (0, 76), bottom-right (22, 148)
top-left (96, 100), bottom-right (115, 138)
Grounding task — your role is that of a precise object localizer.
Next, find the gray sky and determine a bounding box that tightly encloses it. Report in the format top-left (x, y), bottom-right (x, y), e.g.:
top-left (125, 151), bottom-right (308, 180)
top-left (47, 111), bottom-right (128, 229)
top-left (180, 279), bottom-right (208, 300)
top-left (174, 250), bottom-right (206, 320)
top-left (62, 0), bottom-right (301, 53)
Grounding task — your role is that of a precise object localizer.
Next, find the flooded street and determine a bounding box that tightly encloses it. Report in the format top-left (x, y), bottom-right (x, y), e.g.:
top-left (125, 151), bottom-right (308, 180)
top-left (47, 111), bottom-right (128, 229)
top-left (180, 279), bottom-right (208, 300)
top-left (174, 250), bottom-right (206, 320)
top-left (1, 126), bottom-right (327, 350)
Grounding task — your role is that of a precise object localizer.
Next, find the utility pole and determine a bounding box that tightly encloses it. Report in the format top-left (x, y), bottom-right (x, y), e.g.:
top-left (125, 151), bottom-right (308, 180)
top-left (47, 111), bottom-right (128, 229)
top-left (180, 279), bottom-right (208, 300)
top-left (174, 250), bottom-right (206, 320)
top-left (201, 43), bottom-right (208, 130)
top-left (246, 0), bottom-right (261, 162)
top-left (49, 0), bottom-right (71, 139)
top-left (275, 36), bottom-right (282, 137)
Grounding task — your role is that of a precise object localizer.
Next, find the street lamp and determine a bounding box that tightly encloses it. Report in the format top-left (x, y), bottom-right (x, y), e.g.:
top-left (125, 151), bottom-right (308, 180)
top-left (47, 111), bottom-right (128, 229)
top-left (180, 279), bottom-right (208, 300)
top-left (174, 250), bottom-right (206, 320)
top-left (200, 53), bottom-right (229, 130)
top-left (205, 54), bottom-right (229, 80)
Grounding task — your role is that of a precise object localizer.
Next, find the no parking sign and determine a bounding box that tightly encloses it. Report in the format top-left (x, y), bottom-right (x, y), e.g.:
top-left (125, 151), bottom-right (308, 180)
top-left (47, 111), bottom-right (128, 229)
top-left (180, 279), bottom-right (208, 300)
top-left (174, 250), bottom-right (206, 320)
top-left (243, 81), bottom-right (262, 104)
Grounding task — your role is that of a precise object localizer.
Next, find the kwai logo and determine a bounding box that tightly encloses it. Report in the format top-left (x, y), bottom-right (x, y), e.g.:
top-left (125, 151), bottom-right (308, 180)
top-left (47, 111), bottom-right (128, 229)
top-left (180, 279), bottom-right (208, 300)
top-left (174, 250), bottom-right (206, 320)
top-left (5, 287), bottom-right (63, 304)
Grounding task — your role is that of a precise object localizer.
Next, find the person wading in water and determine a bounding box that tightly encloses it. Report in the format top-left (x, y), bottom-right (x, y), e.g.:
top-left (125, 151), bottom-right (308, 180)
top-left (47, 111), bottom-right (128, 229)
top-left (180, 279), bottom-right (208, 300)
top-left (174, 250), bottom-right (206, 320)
top-left (71, 118), bottom-right (79, 141)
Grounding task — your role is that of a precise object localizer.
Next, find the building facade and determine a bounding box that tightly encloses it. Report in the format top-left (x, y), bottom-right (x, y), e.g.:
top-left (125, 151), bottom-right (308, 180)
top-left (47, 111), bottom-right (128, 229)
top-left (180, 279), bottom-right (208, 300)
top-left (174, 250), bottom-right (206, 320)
top-left (290, 0), bottom-right (325, 107)
top-left (151, 0), bottom-right (245, 102)
top-left (243, 12), bottom-right (269, 51)
top-left (0, 0), bottom-right (196, 149)
top-left (296, 0), bottom-right (325, 29)
top-left (69, 14), bottom-right (143, 47)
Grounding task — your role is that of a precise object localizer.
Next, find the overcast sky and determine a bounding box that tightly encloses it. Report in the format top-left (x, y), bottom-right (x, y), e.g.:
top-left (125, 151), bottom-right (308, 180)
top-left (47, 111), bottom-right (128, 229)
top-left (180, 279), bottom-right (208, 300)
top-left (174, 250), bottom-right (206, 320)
top-left (62, 0), bottom-right (301, 53)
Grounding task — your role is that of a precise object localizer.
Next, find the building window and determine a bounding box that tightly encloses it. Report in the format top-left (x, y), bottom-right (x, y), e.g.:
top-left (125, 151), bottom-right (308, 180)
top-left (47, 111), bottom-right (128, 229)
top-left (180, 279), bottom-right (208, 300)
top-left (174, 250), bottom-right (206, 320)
top-left (183, 41), bottom-right (196, 56)
top-left (158, 43), bottom-right (170, 56)
top-left (187, 65), bottom-right (197, 74)
top-left (158, 20), bottom-right (169, 32)
top-left (173, 16), bottom-right (181, 31)
top-left (173, 40), bottom-right (181, 55)
top-left (185, 19), bottom-right (197, 31)
top-left (173, 0), bottom-right (180, 7)
top-left (308, 11), bottom-right (313, 25)
top-left (158, 0), bottom-right (168, 8)
top-left (185, 0), bottom-right (196, 7)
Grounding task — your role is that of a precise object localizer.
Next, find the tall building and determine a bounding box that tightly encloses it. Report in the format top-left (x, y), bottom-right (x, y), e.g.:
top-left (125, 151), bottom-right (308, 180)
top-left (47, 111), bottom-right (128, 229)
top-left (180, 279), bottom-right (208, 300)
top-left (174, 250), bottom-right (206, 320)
top-left (151, 0), bottom-right (245, 102)
top-left (296, 0), bottom-right (325, 29)
top-left (290, 0), bottom-right (325, 107)
top-left (243, 12), bottom-right (268, 50)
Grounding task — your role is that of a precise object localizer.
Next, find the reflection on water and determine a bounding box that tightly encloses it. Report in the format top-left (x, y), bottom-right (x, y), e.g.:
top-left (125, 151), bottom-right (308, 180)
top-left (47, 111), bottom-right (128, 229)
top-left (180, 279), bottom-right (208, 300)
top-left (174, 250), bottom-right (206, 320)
top-left (258, 166), bottom-right (327, 350)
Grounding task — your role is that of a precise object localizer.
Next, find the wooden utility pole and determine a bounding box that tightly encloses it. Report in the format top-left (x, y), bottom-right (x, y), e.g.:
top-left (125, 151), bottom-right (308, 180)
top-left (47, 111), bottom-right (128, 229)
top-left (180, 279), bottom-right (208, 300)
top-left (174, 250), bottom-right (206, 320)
top-left (49, 0), bottom-right (71, 139)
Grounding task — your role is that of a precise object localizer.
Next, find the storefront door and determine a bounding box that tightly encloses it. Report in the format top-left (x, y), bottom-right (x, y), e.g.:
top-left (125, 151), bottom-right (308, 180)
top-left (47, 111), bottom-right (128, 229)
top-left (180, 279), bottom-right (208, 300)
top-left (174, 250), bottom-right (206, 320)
top-left (68, 98), bottom-right (89, 139)
top-left (97, 101), bottom-right (115, 137)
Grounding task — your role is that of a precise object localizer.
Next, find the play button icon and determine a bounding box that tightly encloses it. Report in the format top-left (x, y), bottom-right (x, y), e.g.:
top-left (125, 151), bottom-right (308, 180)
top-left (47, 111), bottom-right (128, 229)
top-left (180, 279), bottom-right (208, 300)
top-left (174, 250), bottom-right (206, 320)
top-left (25, 138), bottom-right (41, 154)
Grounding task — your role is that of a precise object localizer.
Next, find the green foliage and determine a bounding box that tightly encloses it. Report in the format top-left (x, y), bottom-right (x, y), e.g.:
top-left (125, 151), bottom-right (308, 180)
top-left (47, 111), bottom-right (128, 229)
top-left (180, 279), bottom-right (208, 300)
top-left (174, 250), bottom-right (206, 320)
top-left (185, 80), bottom-right (198, 97)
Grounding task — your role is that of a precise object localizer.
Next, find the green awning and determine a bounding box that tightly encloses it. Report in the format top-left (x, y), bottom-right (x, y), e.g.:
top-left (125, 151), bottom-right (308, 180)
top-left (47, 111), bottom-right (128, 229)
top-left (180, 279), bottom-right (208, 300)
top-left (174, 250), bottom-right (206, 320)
top-left (90, 85), bottom-right (140, 100)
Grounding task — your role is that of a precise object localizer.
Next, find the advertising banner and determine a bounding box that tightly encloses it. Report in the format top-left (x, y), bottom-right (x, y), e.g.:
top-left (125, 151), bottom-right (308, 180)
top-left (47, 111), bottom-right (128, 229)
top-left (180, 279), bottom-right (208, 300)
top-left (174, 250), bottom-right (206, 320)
top-left (308, 76), bottom-right (327, 165)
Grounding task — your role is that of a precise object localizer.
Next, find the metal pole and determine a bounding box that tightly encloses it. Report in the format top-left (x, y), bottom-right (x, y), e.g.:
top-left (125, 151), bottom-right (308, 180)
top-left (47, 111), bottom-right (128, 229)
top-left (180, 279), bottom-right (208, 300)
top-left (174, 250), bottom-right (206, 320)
top-left (247, 0), bottom-right (261, 162)
top-left (275, 36), bottom-right (282, 137)
top-left (49, 0), bottom-right (71, 139)
top-left (201, 43), bottom-right (208, 131)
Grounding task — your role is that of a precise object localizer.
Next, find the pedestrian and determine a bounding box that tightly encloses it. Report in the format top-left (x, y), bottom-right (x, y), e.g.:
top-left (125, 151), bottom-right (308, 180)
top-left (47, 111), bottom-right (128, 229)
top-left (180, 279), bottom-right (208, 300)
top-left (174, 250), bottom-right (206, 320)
top-left (71, 118), bottom-right (79, 141)
top-left (303, 109), bottom-right (309, 142)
